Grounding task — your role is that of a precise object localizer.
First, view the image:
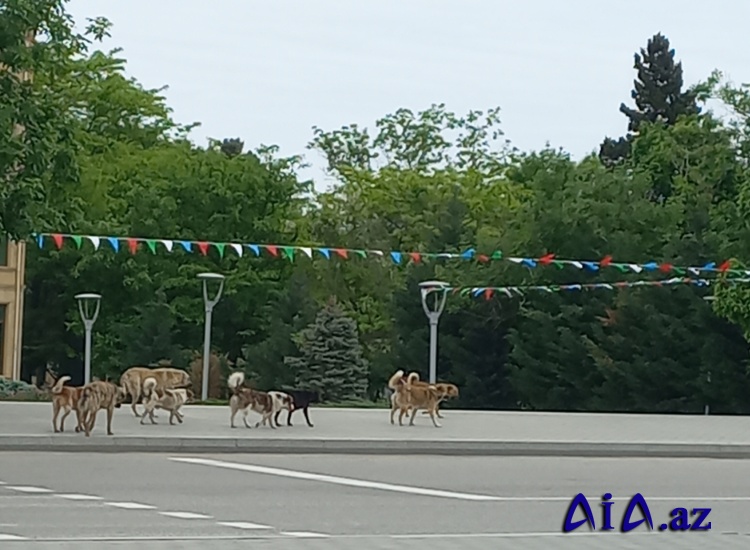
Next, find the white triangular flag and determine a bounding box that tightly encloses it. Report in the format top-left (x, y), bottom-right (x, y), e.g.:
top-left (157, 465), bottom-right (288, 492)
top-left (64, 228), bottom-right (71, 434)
top-left (87, 236), bottom-right (100, 250)
top-left (230, 243), bottom-right (243, 257)
top-left (160, 240), bottom-right (174, 252)
top-left (300, 247), bottom-right (312, 258)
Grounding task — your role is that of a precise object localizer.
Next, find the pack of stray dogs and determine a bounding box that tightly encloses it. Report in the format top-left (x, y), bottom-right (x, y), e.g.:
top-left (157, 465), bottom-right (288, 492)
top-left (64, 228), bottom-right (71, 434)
top-left (47, 365), bottom-right (321, 437)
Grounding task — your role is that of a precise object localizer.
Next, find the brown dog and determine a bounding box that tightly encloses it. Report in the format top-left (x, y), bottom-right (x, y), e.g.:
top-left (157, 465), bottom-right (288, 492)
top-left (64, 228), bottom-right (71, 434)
top-left (389, 372), bottom-right (459, 420)
top-left (388, 370), bottom-right (442, 427)
top-left (119, 365), bottom-right (191, 417)
top-left (227, 371), bottom-right (275, 429)
top-left (139, 376), bottom-right (194, 425)
top-left (78, 380), bottom-right (126, 437)
top-left (49, 375), bottom-right (84, 433)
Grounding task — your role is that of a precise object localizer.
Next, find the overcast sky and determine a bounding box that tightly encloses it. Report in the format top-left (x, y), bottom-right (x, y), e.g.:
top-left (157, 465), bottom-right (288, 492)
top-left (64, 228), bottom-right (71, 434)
top-left (68, 0), bottom-right (750, 189)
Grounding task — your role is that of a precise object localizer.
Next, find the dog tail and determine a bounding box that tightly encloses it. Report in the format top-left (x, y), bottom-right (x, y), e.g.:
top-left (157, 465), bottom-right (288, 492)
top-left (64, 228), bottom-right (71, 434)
top-left (388, 370), bottom-right (405, 390)
top-left (50, 375), bottom-right (71, 394)
top-left (228, 371), bottom-right (245, 393)
top-left (143, 377), bottom-right (158, 397)
top-left (406, 372), bottom-right (420, 385)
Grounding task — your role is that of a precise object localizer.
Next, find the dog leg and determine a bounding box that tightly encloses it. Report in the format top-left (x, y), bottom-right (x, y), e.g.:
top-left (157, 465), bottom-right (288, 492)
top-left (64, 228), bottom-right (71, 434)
top-left (242, 409), bottom-right (252, 429)
top-left (428, 406), bottom-right (442, 428)
top-left (398, 407), bottom-right (406, 426)
top-left (74, 408), bottom-right (83, 433)
top-left (302, 406), bottom-right (314, 428)
top-left (408, 407), bottom-right (419, 426)
top-left (274, 409), bottom-right (282, 427)
top-left (230, 407), bottom-right (238, 428)
top-left (129, 383), bottom-right (141, 417)
top-left (106, 405), bottom-right (114, 436)
top-left (286, 408), bottom-right (294, 427)
top-left (60, 407), bottom-right (72, 432)
top-left (52, 402), bottom-right (61, 433)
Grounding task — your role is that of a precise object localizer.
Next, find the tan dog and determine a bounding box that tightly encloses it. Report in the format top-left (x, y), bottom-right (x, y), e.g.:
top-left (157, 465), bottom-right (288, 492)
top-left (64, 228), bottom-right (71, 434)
top-left (389, 372), bottom-right (459, 420)
top-left (227, 371), bottom-right (275, 429)
top-left (49, 375), bottom-right (84, 433)
top-left (388, 370), bottom-right (442, 427)
top-left (139, 377), bottom-right (194, 425)
top-left (78, 380), bottom-right (127, 437)
top-left (119, 365), bottom-right (191, 417)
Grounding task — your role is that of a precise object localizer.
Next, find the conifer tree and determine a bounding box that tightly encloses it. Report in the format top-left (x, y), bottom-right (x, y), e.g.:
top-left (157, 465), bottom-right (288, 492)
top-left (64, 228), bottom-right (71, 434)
top-left (600, 33), bottom-right (699, 167)
top-left (285, 297), bottom-right (369, 402)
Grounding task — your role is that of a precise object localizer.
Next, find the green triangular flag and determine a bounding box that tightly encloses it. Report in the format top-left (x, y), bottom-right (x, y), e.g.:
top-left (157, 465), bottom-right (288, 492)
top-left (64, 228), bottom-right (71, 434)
top-left (146, 240), bottom-right (157, 254)
top-left (672, 267), bottom-right (686, 275)
top-left (491, 250), bottom-right (503, 259)
top-left (214, 243), bottom-right (226, 258)
top-left (355, 250), bottom-right (367, 259)
top-left (72, 235), bottom-right (83, 249)
top-left (613, 263), bottom-right (629, 273)
top-left (552, 261), bottom-right (565, 269)
top-left (282, 246), bottom-right (295, 261)
top-left (460, 288), bottom-right (472, 296)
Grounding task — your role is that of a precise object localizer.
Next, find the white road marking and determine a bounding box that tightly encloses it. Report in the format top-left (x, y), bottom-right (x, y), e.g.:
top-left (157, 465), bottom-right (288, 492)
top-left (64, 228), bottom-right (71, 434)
top-left (0, 481), bottom-right (6, 485)
top-left (104, 501), bottom-right (157, 510)
top-left (55, 494), bottom-right (103, 501)
top-left (171, 457), bottom-right (504, 501)
top-left (5, 486), bottom-right (53, 494)
top-left (281, 531), bottom-right (331, 538)
top-left (159, 511), bottom-right (213, 520)
top-left (217, 521), bottom-right (273, 530)
top-left (0, 534), bottom-right (28, 541)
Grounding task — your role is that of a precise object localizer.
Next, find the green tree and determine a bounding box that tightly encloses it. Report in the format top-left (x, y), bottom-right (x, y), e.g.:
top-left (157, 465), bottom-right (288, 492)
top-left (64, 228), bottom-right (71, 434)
top-left (0, 0), bottom-right (113, 236)
top-left (600, 33), bottom-right (700, 170)
top-left (285, 297), bottom-right (369, 401)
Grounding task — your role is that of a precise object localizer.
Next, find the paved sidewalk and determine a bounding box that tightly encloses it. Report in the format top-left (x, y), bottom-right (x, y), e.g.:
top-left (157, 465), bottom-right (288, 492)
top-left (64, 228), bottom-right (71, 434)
top-left (0, 402), bottom-right (749, 457)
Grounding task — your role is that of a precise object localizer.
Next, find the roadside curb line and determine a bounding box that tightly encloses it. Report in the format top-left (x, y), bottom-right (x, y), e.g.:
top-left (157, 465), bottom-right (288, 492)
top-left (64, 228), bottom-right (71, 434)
top-left (0, 436), bottom-right (749, 458)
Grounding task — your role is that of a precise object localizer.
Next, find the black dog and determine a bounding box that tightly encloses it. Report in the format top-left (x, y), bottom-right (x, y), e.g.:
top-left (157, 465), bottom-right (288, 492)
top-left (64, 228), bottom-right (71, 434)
top-left (275, 390), bottom-right (319, 427)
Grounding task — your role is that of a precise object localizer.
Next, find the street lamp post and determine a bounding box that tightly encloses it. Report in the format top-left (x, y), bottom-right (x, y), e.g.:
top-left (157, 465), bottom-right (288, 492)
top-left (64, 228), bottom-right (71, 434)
top-left (197, 272), bottom-right (225, 402)
top-left (418, 281), bottom-right (449, 384)
top-left (75, 293), bottom-right (101, 385)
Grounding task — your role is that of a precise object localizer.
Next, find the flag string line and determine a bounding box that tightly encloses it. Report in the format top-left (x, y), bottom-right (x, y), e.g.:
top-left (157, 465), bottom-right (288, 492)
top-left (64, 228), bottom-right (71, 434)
top-left (31, 232), bottom-right (747, 278)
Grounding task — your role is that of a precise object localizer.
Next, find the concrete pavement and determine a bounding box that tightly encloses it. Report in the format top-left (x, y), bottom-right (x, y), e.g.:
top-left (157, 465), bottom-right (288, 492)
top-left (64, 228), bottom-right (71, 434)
top-left (1, 401), bottom-right (750, 457)
top-left (0, 452), bottom-right (748, 548)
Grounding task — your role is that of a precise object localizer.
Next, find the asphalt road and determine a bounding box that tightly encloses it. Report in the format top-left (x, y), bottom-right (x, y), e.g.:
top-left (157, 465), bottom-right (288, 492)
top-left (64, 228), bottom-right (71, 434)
top-left (0, 452), bottom-right (748, 549)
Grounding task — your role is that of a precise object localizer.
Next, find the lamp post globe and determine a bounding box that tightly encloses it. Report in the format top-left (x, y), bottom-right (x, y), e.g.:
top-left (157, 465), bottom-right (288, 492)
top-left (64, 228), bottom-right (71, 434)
top-left (75, 293), bottom-right (102, 385)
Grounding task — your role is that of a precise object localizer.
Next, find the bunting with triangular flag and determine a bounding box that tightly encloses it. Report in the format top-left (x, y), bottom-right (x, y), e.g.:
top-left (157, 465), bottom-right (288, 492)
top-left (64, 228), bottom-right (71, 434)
top-left (29, 232), bottom-right (750, 278)
top-left (419, 277), bottom-right (750, 301)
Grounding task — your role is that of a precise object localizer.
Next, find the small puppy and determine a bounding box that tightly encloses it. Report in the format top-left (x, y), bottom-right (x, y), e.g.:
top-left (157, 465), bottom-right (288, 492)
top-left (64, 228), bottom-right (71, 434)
top-left (49, 375), bottom-right (84, 433)
top-left (140, 376), bottom-right (193, 425)
top-left (227, 371), bottom-right (275, 429)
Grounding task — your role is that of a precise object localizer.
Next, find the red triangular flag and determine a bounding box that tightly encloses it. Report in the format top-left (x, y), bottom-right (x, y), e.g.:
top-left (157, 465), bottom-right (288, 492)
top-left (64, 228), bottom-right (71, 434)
top-left (484, 288), bottom-right (494, 300)
top-left (127, 238), bottom-right (138, 255)
top-left (266, 245), bottom-right (278, 257)
top-left (52, 234), bottom-right (64, 249)
top-left (409, 252), bottom-right (421, 263)
top-left (600, 255), bottom-right (613, 267)
top-left (539, 253), bottom-right (555, 265)
top-left (334, 248), bottom-right (348, 259)
top-left (718, 260), bottom-right (732, 272)
top-left (477, 254), bottom-right (490, 263)
top-left (197, 242), bottom-right (209, 256)
top-left (658, 263), bottom-right (673, 273)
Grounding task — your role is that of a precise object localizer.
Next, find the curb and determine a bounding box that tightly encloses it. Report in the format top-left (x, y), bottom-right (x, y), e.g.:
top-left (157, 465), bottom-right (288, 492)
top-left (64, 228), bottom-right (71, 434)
top-left (1, 436), bottom-right (750, 458)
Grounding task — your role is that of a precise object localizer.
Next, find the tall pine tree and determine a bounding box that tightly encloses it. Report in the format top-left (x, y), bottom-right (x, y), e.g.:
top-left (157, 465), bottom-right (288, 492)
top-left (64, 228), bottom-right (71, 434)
top-left (285, 297), bottom-right (369, 402)
top-left (600, 33), bottom-right (699, 168)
